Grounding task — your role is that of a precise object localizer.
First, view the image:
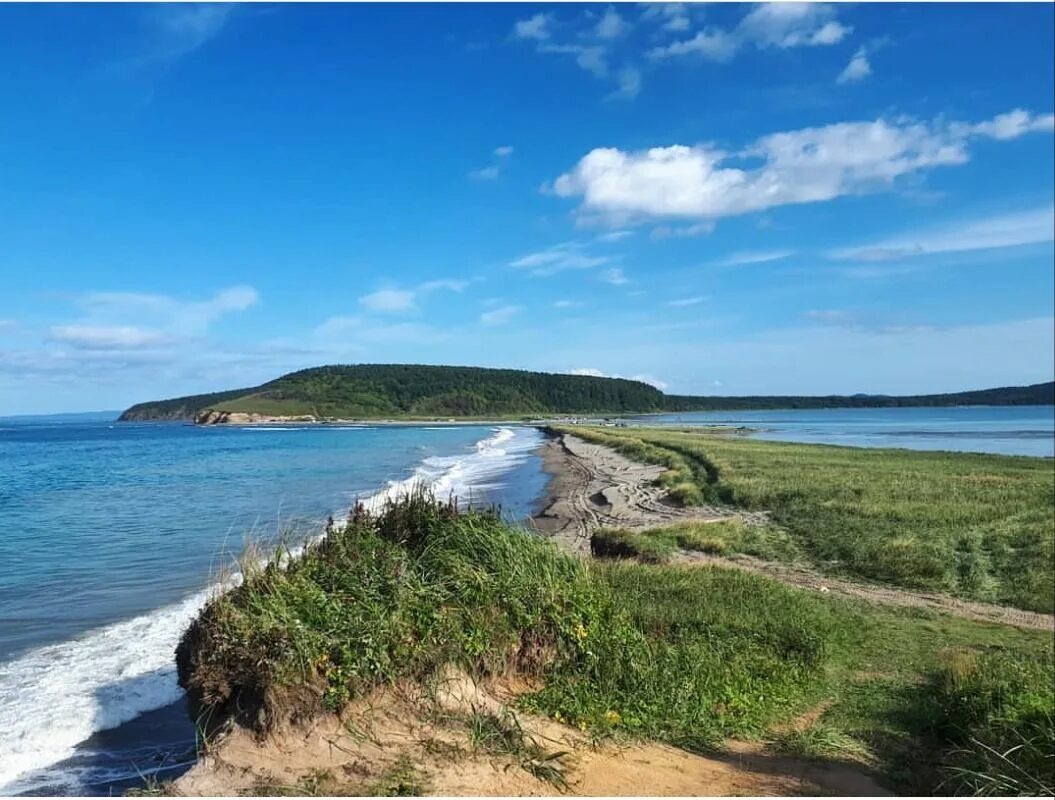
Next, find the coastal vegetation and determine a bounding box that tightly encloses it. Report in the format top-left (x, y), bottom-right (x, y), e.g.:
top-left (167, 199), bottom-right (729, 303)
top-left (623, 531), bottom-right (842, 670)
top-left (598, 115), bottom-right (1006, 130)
top-left (552, 426), bottom-right (1055, 613)
top-left (117, 363), bottom-right (1054, 421)
top-left (176, 493), bottom-right (1053, 796)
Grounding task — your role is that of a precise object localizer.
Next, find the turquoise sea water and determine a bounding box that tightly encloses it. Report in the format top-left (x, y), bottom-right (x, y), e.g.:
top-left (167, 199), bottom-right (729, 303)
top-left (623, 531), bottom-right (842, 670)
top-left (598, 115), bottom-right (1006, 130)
top-left (635, 405), bottom-right (1055, 457)
top-left (0, 421), bottom-right (546, 794)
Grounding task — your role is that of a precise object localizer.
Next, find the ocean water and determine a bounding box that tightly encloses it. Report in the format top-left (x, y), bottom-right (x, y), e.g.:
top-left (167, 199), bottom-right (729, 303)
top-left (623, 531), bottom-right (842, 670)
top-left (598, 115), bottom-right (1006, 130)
top-left (636, 405), bottom-right (1055, 458)
top-left (0, 421), bottom-right (547, 795)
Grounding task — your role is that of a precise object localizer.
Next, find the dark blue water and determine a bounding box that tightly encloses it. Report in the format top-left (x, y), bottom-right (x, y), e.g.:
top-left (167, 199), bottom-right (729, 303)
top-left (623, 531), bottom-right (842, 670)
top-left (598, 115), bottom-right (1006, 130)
top-left (0, 420), bottom-right (546, 794)
top-left (636, 405), bottom-right (1055, 458)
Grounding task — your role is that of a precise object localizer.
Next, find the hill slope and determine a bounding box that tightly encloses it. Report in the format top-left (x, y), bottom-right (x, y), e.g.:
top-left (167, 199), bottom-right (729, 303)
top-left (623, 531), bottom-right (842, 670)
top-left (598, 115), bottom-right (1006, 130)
top-left (118, 365), bottom-right (1055, 422)
top-left (119, 364), bottom-right (666, 421)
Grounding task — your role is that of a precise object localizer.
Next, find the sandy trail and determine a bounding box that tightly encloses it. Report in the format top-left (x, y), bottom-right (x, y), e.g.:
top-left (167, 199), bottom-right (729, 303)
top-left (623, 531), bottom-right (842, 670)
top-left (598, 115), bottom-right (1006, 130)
top-left (529, 432), bottom-right (764, 555)
top-left (531, 431), bottom-right (1055, 632)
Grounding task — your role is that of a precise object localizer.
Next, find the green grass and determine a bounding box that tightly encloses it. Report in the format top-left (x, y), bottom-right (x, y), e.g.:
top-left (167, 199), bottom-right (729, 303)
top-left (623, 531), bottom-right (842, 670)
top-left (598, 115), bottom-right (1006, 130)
top-left (591, 519), bottom-right (803, 563)
top-left (554, 426), bottom-right (1055, 612)
top-left (178, 493), bottom-right (1054, 795)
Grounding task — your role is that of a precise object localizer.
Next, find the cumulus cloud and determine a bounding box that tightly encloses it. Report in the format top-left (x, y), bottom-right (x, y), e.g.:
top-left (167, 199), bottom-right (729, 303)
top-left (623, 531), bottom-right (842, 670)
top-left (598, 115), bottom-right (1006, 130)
top-left (837, 47), bottom-right (871, 83)
top-left (551, 109), bottom-right (1055, 226)
top-left (566, 367), bottom-right (668, 391)
top-left (650, 2), bottom-right (850, 61)
top-left (831, 206), bottom-right (1055, 261)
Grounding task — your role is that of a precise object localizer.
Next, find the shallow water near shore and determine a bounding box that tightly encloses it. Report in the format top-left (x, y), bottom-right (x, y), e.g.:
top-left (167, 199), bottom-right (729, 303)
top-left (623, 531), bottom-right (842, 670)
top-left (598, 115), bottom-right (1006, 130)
top-left (635, 405), bottom-right (1055, 457)
top-left (0, 420), bottom-right (546, 795)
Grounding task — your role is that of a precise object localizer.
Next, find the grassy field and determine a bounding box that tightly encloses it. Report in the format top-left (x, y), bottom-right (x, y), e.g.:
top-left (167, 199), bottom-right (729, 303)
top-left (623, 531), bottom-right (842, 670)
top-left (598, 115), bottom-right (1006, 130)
top-left (552, 426), bottom-right (1055, 613)
top-left (178, 494), bottom-right (1053, 796)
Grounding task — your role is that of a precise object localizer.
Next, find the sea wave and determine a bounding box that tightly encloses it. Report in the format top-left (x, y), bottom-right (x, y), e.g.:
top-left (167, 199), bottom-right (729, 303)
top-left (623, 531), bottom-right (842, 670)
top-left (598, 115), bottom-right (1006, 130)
top-left (0, 426), bottom-right (539, 794)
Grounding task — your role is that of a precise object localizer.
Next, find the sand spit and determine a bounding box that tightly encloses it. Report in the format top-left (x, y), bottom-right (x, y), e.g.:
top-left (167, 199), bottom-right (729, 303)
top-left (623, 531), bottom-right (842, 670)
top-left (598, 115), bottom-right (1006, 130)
top-left (530, 431), bottom-right (765, 555)
top-left (530, 429), bottom-right (1054, 632)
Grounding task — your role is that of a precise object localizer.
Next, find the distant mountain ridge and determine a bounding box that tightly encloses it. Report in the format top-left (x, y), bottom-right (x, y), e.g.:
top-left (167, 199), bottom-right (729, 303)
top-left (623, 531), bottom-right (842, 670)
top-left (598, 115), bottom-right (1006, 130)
top-left (117, 365), bottom-right (1055, 422)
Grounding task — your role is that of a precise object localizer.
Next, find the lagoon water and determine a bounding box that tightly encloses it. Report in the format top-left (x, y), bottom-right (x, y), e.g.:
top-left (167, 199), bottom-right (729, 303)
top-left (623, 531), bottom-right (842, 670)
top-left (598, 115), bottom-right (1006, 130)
top-left (0, 405), bottom-right (1051, 794)
top-left (638, 405), bottom-right (1055, 458)
top-left (0, 420), bottom-right (546, 795)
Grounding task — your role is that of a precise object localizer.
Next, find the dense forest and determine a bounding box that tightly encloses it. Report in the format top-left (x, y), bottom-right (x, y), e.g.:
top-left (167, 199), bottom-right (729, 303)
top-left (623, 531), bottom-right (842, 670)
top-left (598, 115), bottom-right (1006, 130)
top-left (118, 365), bottom-right (1055, 421)
top-left (119, 364), bottom-right (667, 420)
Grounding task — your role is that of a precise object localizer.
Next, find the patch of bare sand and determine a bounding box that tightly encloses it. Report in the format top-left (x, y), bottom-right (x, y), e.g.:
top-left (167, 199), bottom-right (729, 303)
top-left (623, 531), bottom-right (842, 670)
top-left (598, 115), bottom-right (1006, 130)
top-left (172, 670), bottom-right (890, 797)
top-left (529, 433), bottom-right (763, 555)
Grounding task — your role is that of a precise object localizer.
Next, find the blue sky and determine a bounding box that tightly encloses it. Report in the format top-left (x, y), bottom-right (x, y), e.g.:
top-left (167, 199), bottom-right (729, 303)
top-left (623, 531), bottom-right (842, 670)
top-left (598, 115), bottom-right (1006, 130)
top-left (0, 2), bottom-right (1053, 414)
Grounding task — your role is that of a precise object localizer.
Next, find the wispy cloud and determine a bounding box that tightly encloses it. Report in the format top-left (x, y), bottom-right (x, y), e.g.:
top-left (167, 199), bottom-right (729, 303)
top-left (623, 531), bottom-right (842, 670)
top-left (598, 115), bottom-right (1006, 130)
top-left (552, 109), bottom-right (1055, 227)
top-left (649, 3), bottom-right (850, 62)
top-left (600, 267), bottom-right (629, 285)
top-left (669, 296), bottom-right (706, 307)
top-left (566, 367), bottom-right (668, 390)
top-left (712, 249), bottom-right (795, 267)
top-left (480, 304), bottom-right (521, 325)
top-left (553, 299), bottom-right (584, 310)
top-left (358, 278), bottom-right (470, 313)
top-left (509, 242), bottom-right (610, 276)
top-left (837, 47), bottom-right (871, 83)
top-left (469, 145), bottom-right (515, 181)
top-left (831, 206), bottom-right (1055, 261)
top-left (468, 166), bottom-right (500, 181)
top-left (71, 285), bottom-right (258, 337)
top-left (49, 325), bottom-right (169, 350)
top-left (135, 3), bottom-right (236, 66)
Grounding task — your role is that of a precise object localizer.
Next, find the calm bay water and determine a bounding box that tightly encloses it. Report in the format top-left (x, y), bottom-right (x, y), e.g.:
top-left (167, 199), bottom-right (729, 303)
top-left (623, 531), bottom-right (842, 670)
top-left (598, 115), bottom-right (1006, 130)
top-left (637, 405), bottom-right (1055, 458)
top-left (0, 420), bottom-right (546, 794)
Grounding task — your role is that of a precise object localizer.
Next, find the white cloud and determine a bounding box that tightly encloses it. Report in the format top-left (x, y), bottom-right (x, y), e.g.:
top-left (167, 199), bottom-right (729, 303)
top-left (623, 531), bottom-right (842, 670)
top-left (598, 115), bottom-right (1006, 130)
top-left (837, 47), bottom-right (871, 83)
top-left (964, 109), bottom-right (1055, 140)
top-left (553, 300), bottom-right (584, 309)
top-left (480, 305), bottom-right (521, 325)
top-left (609, 66), bottom-right (642, 100)
top-left (551, 110), bottom-right (1054, 225)
top-left (494, 145), bottom-right (515, 157)
top-left (513, 13), bottom-right (551, 41)
top-left (712, 249), bottom-right (795, 267)
top-left (600, 267), bottom-right (629, 285)
top-left (651, 221), bottom-right (716, 239)
top-left (669, 297), bottom-right (706, 307)
top-left (831, 206), bottom-right (1055, 261)
top-left (650, 2), bottom-right (849, 61)
top-left (419, 278), bottom-right (470, 293)
top-left (641, 4), bottom-right (692, 33)
top-left (359, 288), bottom-right (417, 312)
top-left (596, 229), bottom-right (633, 243)
top-left (510, 242), bottom-right (610, 276)
top-left (595, 6), bottom-right (628, 39)
top-left (575, 46), bottom-right (609, 77)
top-left (469, 165), bottom-right (500, 181)
top-left (49, 325), bottom-right (168, 350)
top-left (147, 3), bottom-right (236, 63)
top-left (73, 285), bottom-right (258, 336)
top-left (566, 367), bottom-right (669, 391)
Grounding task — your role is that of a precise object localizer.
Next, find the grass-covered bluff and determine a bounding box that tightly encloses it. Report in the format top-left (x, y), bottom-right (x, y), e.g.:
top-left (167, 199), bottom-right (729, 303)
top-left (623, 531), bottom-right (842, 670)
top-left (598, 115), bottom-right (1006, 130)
top-left (177, 493), bottom-right (1054, 795)
top-left (553, 425), bottom-right (1055, 613)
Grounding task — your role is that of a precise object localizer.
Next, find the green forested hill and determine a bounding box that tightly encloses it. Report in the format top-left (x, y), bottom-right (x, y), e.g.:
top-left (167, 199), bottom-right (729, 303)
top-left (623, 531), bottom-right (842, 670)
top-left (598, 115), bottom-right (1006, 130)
top-left (118, 364), bottom-right (667, 421)
top-left (118, 365), bottom-right (1055, 421)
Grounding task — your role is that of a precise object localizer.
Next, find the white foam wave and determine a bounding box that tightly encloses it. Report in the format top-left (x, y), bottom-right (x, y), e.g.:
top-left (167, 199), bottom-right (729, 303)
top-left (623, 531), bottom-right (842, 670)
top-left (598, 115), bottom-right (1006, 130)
top-left (0, 426), bottom-right (540, 793)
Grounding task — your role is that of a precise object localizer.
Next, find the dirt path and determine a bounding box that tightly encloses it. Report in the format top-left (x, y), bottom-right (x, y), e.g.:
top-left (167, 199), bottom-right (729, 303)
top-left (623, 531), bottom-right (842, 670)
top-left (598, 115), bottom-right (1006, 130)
top-left (531, 431), bottom-right (1055, 632)
top-left (529, 432), bottom-right (765, 555)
